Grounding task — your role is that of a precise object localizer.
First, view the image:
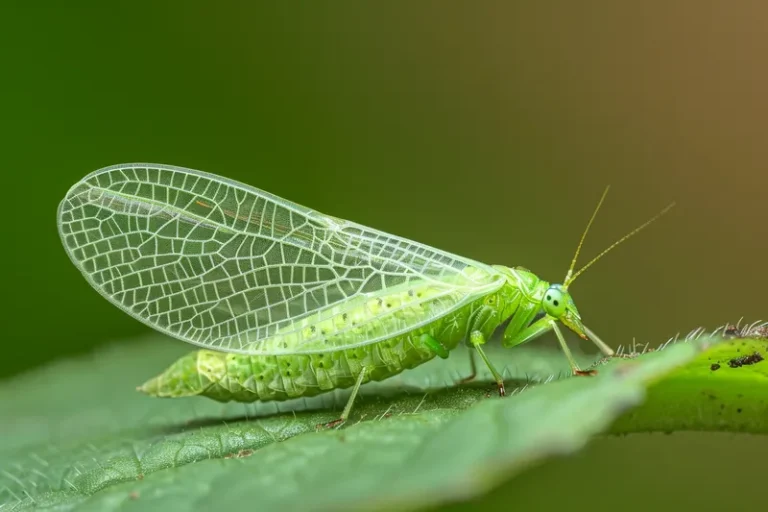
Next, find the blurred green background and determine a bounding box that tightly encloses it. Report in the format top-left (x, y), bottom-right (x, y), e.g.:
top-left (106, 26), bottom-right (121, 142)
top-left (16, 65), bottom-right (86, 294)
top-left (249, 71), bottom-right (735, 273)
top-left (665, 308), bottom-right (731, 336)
top-left (2, 2), bottom-right (766, 510)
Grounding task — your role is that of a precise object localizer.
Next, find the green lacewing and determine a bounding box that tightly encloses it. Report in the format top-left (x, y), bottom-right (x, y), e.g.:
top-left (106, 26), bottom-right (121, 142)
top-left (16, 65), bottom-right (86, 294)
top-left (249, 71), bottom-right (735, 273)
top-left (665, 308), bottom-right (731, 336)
top-left (57, 164), bottom-right (673, 425)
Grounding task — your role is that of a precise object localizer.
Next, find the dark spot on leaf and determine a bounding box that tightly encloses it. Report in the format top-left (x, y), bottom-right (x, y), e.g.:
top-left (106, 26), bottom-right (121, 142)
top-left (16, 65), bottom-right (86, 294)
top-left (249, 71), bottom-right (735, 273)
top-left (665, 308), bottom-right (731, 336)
top-left (728, 352), bottom-right (764, 368)
top-left (737, 408), bottom-right (743, 413)
top-left (342, 313), bottom-right (348, 320)
top-left (710, 363), bottom-right (721, 371)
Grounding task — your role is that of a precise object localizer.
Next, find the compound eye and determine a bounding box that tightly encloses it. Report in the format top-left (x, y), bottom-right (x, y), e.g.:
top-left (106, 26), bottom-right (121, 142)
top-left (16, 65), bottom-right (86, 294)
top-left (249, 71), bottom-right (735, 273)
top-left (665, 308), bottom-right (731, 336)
top-left (543, 287), bottom-right (566, 317)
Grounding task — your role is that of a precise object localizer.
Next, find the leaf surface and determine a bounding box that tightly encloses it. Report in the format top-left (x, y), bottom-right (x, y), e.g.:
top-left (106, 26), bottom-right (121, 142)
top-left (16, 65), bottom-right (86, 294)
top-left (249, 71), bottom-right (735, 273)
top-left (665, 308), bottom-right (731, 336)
top-left (2, 328), bottom-right (760, 511)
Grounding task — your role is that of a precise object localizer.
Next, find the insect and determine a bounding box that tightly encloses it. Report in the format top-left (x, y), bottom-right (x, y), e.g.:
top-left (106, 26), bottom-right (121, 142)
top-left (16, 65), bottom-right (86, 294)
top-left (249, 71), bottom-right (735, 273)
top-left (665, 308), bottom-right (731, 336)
top-left (58, 163), bottom-right (673, 426)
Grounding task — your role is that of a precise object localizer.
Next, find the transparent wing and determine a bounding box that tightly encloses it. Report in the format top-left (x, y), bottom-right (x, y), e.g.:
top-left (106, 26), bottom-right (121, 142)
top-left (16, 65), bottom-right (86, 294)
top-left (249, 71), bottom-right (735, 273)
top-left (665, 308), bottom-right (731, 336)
top-left (57, 164), bottom-right (504, 354)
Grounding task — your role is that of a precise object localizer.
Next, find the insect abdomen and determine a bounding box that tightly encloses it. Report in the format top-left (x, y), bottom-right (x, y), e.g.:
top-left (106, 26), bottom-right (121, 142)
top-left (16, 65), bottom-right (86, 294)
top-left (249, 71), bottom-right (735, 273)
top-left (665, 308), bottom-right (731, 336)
top-left (139, 298), bottom-right (490, 402)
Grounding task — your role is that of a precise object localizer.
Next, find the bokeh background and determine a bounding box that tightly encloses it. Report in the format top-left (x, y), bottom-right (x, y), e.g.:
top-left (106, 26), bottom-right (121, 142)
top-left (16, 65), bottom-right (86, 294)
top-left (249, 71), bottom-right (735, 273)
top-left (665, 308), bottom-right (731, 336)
top-left (2, 2), bottom-right (766, 511)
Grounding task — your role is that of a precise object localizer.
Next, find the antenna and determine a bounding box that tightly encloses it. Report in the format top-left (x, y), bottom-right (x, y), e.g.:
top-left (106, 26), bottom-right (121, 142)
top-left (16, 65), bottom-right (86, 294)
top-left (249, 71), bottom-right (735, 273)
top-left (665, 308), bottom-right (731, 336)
top-left (564, 201), bottom-right (676, 289)
top-left (563, 186), bottom-right (610, 287)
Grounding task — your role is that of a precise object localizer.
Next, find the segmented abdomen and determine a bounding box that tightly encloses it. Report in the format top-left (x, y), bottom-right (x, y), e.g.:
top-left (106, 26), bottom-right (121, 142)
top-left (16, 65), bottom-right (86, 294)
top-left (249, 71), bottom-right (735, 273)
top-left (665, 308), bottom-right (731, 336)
top-left (139, 295), bottom-right (499, 402)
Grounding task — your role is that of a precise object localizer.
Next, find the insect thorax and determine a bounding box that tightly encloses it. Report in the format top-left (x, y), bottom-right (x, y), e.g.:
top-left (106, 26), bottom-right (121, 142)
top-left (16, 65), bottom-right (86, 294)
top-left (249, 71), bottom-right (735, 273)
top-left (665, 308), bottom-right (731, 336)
top-left (473, 266), bottom-right (550, 340)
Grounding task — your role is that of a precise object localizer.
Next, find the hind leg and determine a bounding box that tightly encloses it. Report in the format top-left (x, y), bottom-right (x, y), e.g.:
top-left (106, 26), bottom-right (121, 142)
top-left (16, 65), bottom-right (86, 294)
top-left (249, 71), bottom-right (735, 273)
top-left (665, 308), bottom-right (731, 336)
top-left (319, 367), bottom-right (370, 429)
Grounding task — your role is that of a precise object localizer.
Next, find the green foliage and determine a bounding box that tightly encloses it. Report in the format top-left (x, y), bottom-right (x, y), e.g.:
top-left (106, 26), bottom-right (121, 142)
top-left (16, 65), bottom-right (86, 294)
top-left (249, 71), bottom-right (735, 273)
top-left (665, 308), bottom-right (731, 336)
top-left (612, 334), bottom-right (768, 434)
top-left (1, 329), bottom-right (766, 511)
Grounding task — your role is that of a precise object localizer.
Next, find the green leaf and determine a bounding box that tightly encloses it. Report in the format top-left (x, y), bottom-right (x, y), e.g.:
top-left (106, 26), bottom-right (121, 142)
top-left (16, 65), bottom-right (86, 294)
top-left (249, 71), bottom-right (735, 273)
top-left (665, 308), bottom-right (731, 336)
top-left (611, 331), bottom-right (768, 434)
top-left (0, 329), bottom-right (759, 512)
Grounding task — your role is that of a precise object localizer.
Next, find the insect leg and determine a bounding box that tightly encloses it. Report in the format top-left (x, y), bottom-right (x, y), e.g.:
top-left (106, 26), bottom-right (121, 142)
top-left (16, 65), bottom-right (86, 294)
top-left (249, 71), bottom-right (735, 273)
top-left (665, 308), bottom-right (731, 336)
top-left (550, 323), bottom-right (595, 375)
top-left (501, 316), bottom-right (554, 348)
top-left (469, 331), bottom-right (506, 396)
top-left (457, 349), bottom-right (478, 384)
top-left (419, 333), bottom-right (450, 359)
top-left (583, 326), bottom-right (615, 356)
top-left (504, 318), bottom-right (596, 376)
top-left (320, 367), bottom-right (370, 429)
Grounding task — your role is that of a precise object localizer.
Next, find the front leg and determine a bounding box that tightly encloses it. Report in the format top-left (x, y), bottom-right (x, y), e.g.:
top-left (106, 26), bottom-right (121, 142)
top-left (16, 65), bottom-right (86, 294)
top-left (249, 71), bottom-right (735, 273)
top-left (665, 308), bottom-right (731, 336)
top-left (503, 317), bottom-right (595, 376)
